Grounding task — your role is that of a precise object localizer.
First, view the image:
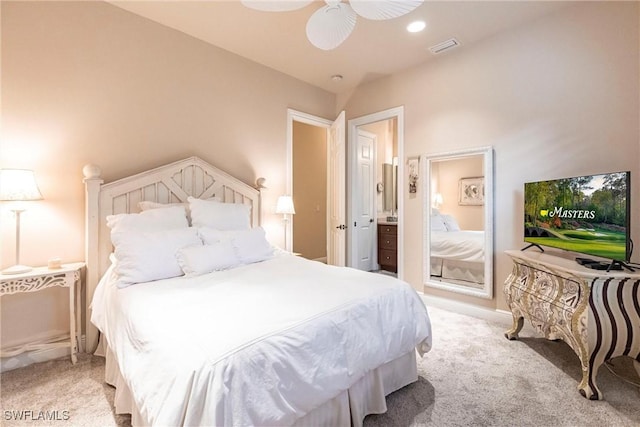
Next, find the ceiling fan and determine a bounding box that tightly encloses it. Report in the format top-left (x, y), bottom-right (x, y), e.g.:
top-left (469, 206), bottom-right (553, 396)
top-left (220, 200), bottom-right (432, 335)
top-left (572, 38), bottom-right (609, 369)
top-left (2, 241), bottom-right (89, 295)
top-left (241, 0), bottom-right (424, 51)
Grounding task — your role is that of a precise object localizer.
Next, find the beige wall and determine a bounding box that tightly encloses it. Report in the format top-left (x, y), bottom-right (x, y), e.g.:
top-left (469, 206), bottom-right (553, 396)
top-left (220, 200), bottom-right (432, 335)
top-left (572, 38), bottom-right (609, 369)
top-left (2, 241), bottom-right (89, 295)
top-left (340, 1), bottom-right (640, 310)
top-left (0, 2), bottom-right (334, 346)
top-left (292, 121), bottom-right (327, 260)
top-left (432, 156), bottom-right (484, 230)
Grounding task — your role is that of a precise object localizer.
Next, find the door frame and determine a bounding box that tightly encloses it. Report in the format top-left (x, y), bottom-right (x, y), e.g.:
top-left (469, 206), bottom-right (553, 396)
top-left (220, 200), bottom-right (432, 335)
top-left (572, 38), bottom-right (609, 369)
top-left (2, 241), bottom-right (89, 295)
top-left (347, 106), bottom-right (405, 279)
top-left (286, 109), bottom-right (333, 254)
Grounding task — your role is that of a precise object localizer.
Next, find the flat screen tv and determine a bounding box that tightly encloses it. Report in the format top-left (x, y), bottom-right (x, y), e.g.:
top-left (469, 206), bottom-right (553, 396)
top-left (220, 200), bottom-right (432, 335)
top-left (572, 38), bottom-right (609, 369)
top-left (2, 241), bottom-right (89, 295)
top-left (524, 171), bottom-right (631, 269)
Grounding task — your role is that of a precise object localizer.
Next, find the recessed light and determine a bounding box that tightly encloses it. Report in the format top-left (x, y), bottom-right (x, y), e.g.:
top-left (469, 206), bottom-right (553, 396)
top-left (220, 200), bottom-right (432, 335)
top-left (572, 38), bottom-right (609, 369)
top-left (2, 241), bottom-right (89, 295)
top-left (407, 20), bottom-right (426, 33)
top-left (331, 74), bottom-right (343, 82)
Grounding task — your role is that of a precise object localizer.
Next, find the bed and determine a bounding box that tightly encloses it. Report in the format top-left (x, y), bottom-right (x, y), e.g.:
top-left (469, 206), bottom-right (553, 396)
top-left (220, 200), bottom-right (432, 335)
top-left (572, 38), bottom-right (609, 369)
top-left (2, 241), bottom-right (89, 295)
top-left (429, 214), bottom-right (484, 286)
top-left (83, 157), bottom-right (432, 426)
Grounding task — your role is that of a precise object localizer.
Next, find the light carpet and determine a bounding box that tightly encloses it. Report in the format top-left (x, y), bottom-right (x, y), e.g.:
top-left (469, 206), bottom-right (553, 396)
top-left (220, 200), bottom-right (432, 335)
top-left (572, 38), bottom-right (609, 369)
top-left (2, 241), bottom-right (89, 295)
top-left (1, 306), bottom-right (638, 426)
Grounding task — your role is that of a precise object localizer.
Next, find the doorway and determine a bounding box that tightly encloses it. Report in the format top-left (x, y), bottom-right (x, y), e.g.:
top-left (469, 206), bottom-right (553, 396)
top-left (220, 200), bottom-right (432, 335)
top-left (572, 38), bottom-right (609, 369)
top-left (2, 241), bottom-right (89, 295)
top-left (292, 121), bottom-right (328, 262)
top-left (287, 109), bottom-right (346, 266)
top-left (286, 108), bottom-right (403, 273)
top-left (347, 107), bottom-right (405, 279)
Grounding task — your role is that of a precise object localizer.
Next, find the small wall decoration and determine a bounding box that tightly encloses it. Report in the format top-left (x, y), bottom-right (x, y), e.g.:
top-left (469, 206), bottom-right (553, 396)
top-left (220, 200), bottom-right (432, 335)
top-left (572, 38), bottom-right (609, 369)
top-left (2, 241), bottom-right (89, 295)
top-left (459, 176), bottom-right (484, 205)
top-left (407, 157), bottom-right (419, 194)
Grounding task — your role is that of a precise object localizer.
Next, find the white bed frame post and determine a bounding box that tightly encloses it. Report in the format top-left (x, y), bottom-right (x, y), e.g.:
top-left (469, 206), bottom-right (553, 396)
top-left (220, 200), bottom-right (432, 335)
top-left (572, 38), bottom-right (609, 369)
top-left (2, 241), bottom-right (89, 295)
top-left (83, 164), bottom-right (103, 353)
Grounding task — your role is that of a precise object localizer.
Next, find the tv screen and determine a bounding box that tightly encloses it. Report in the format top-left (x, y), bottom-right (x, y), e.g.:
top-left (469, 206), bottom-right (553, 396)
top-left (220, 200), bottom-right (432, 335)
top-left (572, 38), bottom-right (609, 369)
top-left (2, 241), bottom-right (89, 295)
top-left (524, 171), bottom-right (631, 262)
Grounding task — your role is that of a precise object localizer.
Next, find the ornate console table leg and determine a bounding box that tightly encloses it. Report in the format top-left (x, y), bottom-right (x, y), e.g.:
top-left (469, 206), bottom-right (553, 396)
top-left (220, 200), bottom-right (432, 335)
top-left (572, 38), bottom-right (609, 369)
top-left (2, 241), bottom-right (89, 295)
top-left (505, 316), bottom-right (524, 340)
top-left (578, 364), bottom-right (603, 400)
top-left (504, 264), bottom-right (526, 340)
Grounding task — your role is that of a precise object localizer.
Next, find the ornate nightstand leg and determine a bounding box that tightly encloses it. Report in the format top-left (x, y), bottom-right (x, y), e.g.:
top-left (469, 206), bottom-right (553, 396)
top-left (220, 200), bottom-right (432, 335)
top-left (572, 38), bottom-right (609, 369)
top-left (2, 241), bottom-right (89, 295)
top-left (505, 315), bottom-right (524, 340)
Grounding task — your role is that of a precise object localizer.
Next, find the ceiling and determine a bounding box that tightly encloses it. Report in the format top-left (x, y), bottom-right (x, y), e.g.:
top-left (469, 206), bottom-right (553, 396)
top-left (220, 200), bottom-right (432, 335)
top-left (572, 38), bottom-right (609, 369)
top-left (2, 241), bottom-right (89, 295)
top-left (108, 1), bottom-right (570, 94)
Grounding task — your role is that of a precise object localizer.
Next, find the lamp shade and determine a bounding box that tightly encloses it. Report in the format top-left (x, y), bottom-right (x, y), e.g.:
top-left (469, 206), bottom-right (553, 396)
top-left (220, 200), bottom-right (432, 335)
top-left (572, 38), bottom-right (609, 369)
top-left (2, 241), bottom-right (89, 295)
top-left (275, 195), bottom-right (295, 215)
top-left (433, 193), bottom-right (443, 207)
top-left (0, 169), bottom-right (43, 201)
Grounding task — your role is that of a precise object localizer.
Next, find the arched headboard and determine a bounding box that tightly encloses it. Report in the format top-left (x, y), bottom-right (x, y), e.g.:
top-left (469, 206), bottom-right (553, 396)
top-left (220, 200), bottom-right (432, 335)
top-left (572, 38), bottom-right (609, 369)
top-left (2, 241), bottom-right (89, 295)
top-left (83, 156), bottom-right (263, 352)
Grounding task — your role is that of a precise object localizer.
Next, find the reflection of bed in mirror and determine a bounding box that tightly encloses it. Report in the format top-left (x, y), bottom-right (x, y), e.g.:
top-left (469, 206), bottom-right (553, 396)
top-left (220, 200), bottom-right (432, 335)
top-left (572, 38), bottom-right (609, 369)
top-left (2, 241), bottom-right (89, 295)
top-left (430, 214), bottom-right (484, 288)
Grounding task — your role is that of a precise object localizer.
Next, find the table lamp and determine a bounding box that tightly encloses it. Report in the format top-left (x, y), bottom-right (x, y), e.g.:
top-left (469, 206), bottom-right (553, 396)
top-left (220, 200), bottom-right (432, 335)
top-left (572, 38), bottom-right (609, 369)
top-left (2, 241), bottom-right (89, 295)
top-left (275, 195), bottom-right (295, 252)
top-left (0, 169), bottom-right (43, 274)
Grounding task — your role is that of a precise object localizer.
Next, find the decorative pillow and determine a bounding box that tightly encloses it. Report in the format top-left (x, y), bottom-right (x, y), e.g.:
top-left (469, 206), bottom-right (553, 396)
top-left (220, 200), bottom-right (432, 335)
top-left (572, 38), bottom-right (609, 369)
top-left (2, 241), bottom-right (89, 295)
top-left (442, 214), bottom-right (461, 232)
top-left (198, 226), bottom-right (274, 264)
top-left (111, 227), bottom-right (201, 287)
top-left (232, 227), bottom-right (274, 264)
top-left (176, 242), bottom-right (239, 276)
top-left (188, 197), bottom-right (251, 231)
top-left (106, 206), bottom-right (188, 233)
top-left (431, 215), bottom-right (448, 232)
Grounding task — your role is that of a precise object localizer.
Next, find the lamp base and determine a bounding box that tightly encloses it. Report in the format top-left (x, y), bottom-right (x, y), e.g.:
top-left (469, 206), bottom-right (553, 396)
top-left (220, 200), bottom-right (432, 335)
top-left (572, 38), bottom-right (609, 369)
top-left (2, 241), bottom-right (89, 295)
top-left (1, 264), bottom-right (33, 275)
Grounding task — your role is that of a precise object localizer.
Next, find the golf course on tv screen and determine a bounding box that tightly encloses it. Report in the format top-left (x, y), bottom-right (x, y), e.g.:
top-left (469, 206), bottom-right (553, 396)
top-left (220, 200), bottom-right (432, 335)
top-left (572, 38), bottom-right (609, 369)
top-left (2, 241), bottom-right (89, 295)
top-left (524, 172), bottom-right (630, 261)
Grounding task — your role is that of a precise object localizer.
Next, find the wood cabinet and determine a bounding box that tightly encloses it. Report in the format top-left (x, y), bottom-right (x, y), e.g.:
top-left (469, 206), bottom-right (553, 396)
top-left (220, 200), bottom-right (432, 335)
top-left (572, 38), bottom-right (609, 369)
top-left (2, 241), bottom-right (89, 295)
top-left (504, 250), bottom-right (640, 400)
top-left (378, 223), bottom-right (397, 273)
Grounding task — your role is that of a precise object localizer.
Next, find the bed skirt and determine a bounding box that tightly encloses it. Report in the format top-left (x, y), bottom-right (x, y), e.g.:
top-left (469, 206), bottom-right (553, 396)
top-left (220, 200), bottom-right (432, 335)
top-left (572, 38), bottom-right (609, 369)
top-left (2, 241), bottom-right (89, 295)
top-left (103, 344), bottom-right (418, 426)
top-left (431, 257), bottom-right (484, 285)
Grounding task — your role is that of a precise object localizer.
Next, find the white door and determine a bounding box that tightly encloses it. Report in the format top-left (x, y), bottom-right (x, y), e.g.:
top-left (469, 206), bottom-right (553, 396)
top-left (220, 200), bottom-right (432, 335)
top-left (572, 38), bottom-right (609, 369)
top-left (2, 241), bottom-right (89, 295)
top-left (355, 129), bottom-right (376, 271)
top-left (327, 111), bottom-right (346, 266)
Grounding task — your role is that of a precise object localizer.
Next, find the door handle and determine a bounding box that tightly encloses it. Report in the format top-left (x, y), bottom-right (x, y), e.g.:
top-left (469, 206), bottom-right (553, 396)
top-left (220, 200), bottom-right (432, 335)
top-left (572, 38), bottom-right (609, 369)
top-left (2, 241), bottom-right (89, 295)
top-left (336, 224), bottom-right (346, 230)
top-left (369, 218), bottom-right (374, 223)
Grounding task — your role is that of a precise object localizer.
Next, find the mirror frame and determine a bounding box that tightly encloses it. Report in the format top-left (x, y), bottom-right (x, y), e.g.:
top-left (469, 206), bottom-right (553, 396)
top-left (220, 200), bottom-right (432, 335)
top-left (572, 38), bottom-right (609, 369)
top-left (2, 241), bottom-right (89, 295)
top-left (422, 146), bottom-right (494, 299)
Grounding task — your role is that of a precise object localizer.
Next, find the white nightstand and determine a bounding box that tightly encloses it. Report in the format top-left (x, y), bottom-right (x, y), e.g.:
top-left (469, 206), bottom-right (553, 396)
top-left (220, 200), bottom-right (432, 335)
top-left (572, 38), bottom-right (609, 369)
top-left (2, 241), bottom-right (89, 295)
top-left (0, 262), bottom-right (84, 364)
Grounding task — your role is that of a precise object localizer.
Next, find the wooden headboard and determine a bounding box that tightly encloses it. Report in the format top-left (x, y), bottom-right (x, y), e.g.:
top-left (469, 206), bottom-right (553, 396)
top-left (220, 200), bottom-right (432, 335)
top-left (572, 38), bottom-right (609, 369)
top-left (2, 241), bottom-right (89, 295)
top-left (83, 156), bottom-right (263, 352)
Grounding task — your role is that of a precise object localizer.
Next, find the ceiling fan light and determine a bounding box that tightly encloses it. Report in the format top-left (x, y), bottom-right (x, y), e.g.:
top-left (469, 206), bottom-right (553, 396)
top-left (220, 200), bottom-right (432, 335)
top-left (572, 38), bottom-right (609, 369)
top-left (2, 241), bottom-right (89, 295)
top-left (241, 0), bottom-right (313, 12)
top-left (306, 2), bottom-right (357, 50)
top-left (406, 20), bottom-right (426, 33)
top-left (349, 0), bottom-right (424, 21)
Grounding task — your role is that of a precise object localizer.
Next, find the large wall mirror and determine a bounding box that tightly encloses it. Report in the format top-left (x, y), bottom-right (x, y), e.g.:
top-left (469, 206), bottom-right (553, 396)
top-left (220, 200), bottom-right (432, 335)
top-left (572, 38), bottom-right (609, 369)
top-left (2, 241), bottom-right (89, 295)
top-left (422, 147), bottom-right (494, 299)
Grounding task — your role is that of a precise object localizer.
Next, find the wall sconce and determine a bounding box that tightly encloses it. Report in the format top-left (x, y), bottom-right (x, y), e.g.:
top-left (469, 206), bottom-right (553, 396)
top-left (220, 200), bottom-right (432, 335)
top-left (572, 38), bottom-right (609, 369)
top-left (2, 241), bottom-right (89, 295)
top-left (275, 195), bottom-right (295, 252)
top-left (0, 169), bottom-right (44, 274)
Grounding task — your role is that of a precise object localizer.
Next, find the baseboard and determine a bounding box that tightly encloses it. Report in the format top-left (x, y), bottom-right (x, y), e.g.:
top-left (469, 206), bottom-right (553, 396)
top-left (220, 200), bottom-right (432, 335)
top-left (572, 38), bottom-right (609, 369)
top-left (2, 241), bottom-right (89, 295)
top-left (1, 332), bottom-right (86, 373)
top-left (1, 346), bottom-right (71, 373)
top-left (419, 292), bottom-right (533, 332)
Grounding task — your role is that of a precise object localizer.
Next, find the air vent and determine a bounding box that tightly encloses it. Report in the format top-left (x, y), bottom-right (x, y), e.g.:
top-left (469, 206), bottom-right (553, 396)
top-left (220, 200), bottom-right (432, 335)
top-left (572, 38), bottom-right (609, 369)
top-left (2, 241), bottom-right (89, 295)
top-left (429, 38), bottom-right (460, 54)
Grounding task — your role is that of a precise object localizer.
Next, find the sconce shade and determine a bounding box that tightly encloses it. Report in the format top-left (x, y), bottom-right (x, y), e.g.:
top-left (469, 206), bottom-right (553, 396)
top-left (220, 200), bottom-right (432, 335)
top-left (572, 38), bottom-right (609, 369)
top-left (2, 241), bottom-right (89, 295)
top-left (0, 169), bottom-right (43, 201)
top-left (276, 196), bottom-right (295, 215)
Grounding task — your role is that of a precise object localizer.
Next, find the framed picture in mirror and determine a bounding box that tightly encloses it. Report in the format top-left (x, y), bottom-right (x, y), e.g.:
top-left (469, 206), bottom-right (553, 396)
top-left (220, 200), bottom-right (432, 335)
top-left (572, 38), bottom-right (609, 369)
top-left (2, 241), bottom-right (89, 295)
top-left (459, 176), bottom-right (484, 205)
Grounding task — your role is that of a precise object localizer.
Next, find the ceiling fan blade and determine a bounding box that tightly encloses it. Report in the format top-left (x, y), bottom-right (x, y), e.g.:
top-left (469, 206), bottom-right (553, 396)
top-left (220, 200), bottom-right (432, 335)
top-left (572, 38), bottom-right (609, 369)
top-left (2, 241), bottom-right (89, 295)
top-left (349, 0), bottom-right (423, 20)
top-left (306, 2), bottom-right (357, 50)
top-left (241, 0), bottom-right (313, 12)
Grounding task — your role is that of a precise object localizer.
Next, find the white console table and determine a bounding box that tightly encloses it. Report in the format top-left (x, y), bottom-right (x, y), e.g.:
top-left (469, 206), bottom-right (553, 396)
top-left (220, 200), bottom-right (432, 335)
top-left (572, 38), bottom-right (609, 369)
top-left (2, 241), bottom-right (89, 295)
top-left (0, 263), bottom-right (84, 364)
top-left (504, 250), bottom-right (640, 400)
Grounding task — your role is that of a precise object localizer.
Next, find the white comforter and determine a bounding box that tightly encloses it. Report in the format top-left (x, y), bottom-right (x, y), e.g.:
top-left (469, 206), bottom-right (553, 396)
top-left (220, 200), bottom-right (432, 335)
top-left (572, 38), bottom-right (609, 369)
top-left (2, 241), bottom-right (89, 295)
top-left (430, 230), bottom-right (484, 262)
top-left (91, 253), bottom-right (432, 426)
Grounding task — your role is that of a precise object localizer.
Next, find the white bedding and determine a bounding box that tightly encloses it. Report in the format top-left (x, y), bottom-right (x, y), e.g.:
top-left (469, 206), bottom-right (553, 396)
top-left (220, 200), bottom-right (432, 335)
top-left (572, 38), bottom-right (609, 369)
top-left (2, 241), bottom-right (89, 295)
top-left (91, 253), bottom-right (432, 426)
top-left (430, 230), bottom-right (484, 262)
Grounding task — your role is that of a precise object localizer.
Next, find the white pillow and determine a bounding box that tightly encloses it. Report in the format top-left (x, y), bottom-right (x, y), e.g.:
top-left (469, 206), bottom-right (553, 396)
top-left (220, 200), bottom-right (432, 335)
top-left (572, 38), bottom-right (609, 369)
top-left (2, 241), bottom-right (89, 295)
top-left (431, 215), bottom-right (448, 232)
top-left (198, 226), bottom-right (274, 264)
top-left (176, 242), bottom-right (239, 276)
top-left (442, 214), bottom-right (461, 232)
top-left (107, 206), bottom-right (188, 233)
top-left (111, 227), bottom-right (201, 287)
top-left (232, 227), bottom-right (274, 264)
top-left (138, 201), bottom-right (186, 211)
top-left (188, 197), bottom-right (251, 231)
